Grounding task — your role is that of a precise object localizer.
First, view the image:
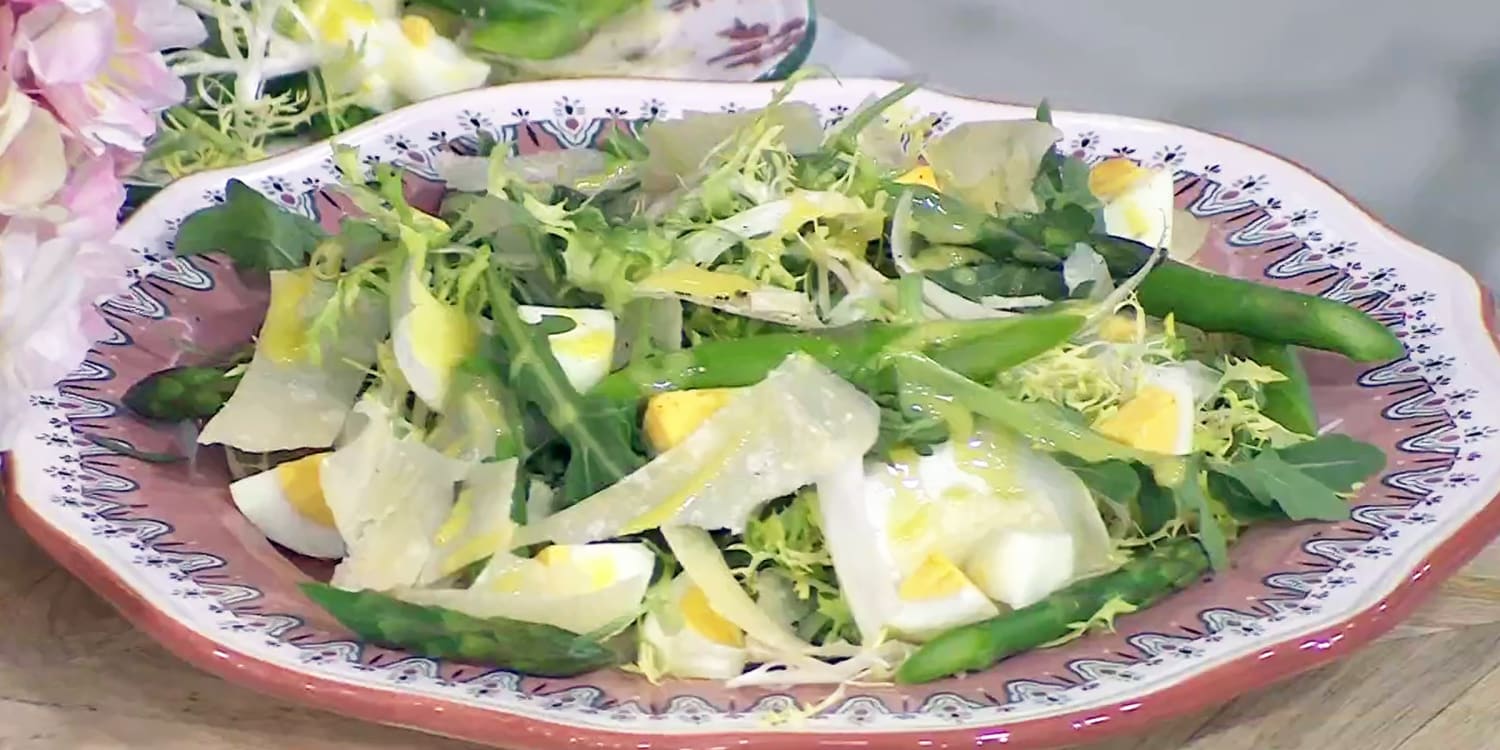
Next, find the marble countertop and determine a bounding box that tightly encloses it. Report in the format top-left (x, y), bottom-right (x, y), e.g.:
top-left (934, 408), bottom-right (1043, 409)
top-left (822, 0), bottom-right (1500, 287)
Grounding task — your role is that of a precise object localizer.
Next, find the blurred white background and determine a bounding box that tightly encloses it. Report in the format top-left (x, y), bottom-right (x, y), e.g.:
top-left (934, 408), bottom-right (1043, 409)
top-left (822, 0), bottom-right (1500, 286)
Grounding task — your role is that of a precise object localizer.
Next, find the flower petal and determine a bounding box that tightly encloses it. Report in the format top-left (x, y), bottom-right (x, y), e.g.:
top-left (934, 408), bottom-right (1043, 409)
top-left (16, 4), bottom-right (115, 85)
top-left (0, 82), bottom-right (67, 212)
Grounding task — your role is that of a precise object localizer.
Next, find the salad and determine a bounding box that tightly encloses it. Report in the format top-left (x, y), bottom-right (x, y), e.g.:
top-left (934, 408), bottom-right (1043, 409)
top-left (122, 81), bottom-right (1399, 689)
top-left (144, 0), bottom-right (675, 184)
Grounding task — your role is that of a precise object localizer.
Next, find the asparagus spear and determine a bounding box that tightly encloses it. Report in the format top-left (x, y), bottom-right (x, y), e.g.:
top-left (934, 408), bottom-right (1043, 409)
top-left (301, 584), bottom-right (618, 677)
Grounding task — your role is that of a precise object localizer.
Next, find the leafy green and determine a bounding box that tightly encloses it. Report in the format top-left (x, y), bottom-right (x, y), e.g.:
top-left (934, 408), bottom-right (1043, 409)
top-left (1211, 434), bottom-right (1384, 523)
top-left (482, 269), bottom-right (646, 505)
top-left (1029, 99), bottom-right (1103, 215)
top-left (301, 584), bottom-right (617, 676)
top-left (1035, 99), bottom-right (1054, 125)
top-left (730, 492), bottom-right (846, 632)
top-left (1206, 471), bottom-right (1286, 523)
top-left (1039, 595), bottom-right (1138, 648)
top-left (1133, 465), bottom-right (1178, 536)
top-left (459, 0), bottom-right (644, 59)
top-left (1175, 464), bottom-right (1228, 569)
top-left (1056, 456), bottom-right (1141, 507)
top-left (892, 353), bottom-right (1164, 468)
top-left (174, 180), bottom-right (327, 271)
top-left (1273, 434), bottom-right (1387, 492)
top-left (1219, 451), bottom-right (1349, 522)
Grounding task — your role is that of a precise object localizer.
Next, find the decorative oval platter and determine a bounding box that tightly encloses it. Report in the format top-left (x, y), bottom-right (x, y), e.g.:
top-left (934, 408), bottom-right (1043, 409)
top-left (8, 77), bottom-right (1500, 749)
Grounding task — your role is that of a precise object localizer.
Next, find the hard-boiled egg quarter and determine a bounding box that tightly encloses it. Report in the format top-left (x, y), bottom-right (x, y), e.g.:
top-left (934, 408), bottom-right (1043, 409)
top-left (300, 0), bottom-right (489, 113)
top-left (1093, 363), bottom-right (1203, 455)
top-left (958, 431), bottom-right (1115, 609)
top-left (820, 425), bottom-right (1118, 641)
top-left (1090, 157), bottom-right (1174, 250)
top-left (884, 552), bottom-right (998, 641)
top-left (640, 573), bottom-right (748, 680)
top-left (229, 452), bottom-right (345, 559)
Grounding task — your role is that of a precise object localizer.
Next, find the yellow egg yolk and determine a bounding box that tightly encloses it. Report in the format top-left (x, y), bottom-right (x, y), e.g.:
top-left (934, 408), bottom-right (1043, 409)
top-left (681, 584), bottom-right (744, 647)
top-left (1088, 157), bottom-right (1151, 202)
top-left (898, 554), bottom-right (970, 601)
top-left (273, 454), bottom-right (334, 526)
top-left (399, 15), bottom-right (437, 47)
top-left (1093, 385), bottom-right (1184, 454)
top-left (642, 388), bottom-right (738, 453)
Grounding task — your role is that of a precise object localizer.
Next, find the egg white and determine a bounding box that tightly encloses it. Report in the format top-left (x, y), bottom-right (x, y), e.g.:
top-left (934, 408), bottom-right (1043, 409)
top-left (518, 305), bottom-right (618, 392)
top-left (229, 452), bottom-right (345, 559)
top-left (639, 573), bottom-right (747, 680)
top-left (1101, 166), bottom-right (1175, 249)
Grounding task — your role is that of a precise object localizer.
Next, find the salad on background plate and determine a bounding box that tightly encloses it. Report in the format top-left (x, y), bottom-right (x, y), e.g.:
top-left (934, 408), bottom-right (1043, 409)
top-left (119, 79), bottom-right (1400, 692)
top-left (141, 0), bottom-right (812, 188)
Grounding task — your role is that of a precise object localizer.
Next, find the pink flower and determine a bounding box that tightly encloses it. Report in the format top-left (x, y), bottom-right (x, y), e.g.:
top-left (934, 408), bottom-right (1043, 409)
top-left (53, 142), bottom-right (131, 239)
top-left (0, 211), bottom-right (134, 450)
top-left (10, 0), bottom-right (203, 154)
top-left (0, 65), bottom-right (67, 213)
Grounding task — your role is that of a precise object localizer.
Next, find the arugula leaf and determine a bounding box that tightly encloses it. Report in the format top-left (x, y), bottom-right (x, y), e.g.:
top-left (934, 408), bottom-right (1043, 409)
top-left (1273, 434), bottom-right (1386, 492)
top-left (1220, 449), bottom-right (1350, 522)
top-left (1035, 99), bottom-right (1054, 125)
top-left (1206, 470), bottom-right (1287, 523)
top-left (1132, 464), bottom-right (1177, 536)
top-left (483, 269), bottom-right (646, 506)
top-left (174, 180), bottom-right (327, 271)
top-left (1175, 466), bottom-right (1228, 570)
top-left (1057, 455), bottom-right (1140, 507)
top-left (301, 584), bottom-right (617, 676)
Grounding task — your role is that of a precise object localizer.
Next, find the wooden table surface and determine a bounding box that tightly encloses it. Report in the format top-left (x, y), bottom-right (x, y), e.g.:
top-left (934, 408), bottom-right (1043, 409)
top-left (5, 511), bottom-right (1500, 750)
